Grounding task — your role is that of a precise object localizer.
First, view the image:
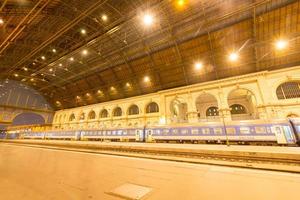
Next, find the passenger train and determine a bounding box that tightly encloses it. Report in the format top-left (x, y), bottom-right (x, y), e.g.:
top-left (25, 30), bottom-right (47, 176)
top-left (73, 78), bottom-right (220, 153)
top-left (3, 118), bottom-right (299, 146)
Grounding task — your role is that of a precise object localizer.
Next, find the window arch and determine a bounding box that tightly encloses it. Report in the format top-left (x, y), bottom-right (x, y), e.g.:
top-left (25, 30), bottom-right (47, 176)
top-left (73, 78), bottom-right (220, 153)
top-left (128, 104), bottom-right (139, 115)
top-left (88, 110), bottom-right (96, 120)
top-left (113, 107), bottom-right (122, 117)
top-left (276, 82), bottom-right (300, 100)
top-left (146, 102), bottom-right (159, 113)
top-left (69, 114), bottom-right (75, 121)
top-left (230, 104), bottom-right (247, 115)
top-left (100, 109), bottom-right (108, 118)
top-left (206, 106), bottom-right (219, 116)
top-left (79, 112), bottom-right (85, 120)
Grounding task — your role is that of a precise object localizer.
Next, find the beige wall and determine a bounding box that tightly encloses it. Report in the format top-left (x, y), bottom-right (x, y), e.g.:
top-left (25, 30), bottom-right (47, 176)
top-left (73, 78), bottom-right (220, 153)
top-left (53, 66), bottom-right (300, 130)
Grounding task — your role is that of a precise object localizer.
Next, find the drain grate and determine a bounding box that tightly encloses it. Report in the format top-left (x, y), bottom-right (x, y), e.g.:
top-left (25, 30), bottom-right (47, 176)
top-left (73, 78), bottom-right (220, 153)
top-left (108, 183), bottom-right (152, 200)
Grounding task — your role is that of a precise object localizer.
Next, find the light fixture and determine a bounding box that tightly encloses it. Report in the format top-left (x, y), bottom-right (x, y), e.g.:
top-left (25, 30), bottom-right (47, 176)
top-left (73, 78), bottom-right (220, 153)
top-left (41, 56), bottom-right (46, 60)
top-left (49, 68), bottom-right (53, 72)
top-left (23, 67), bottom-right (28, 71)
top-left (177, 0), bottom-right (186, 7)
top-left (194, 62), bottom-right (203, 70)
top-left (97, 90), bottom-right (102, 94)
top-left (101, 14), bottom-right (108, 21)
top-left (82, 49), bottom-right (88, 55)
top-left (275, 39), bottom-right (288, 50)
top-left (52, 48), bottom-right (56, 53)
top-left (110, 86), bottom-right (115, 91)
top-left (14, 73), bottom-right (19, 77)
top-left (76, 96), bottom-right (80, 99)
top-left (229, 52), bottom-right (239, 62)
top-left (80, 29), bottom-right (86, 35)
top-left (126, 82), bottom-right (131, 87)
top-left (0, 18), bottom-right (3, 25)
top-left (59, 63), bottom-right (62, 67)
top-left (69, 57), bottom-right (74, 61)
top-left (143, 13), bottom-right (154, 26)
top-left (144, 76), bottom-right (150, 82)
top-left (30, 78), bottom-right (34, 82)
top-left (86, 93), bottom-right (90, 96)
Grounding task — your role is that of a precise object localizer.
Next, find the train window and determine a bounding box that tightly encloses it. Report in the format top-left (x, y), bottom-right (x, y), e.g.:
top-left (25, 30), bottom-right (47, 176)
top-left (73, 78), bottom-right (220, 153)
top-left (112, 131), bottom-right (116, 135)
top-left (254, 127), bottom-right (267, 134)
top-left (191, 129), bottom-right (199, 134)
top-left (214, 128), bottom-right (223, 134)
top-left (181, 129), bottom-right (188, 134)
top-left (117, 130), bottom-right (122, 135)
top-left (202, 128), bottom-right (210, 134)
top-left (163, 129), bottom-right (169, 134)
top-left (240, 127), bottom-right (250, 134)
top-left (123, 131), bottom-right (127, 135)
top-left (155, 129), bottom-right (161, 135)
top-left (226, 128), bottom-right (236, 134)
top-left (107, 131), bottom-right (111, 135)
top-left (172, 129), bottom-right (179, 134)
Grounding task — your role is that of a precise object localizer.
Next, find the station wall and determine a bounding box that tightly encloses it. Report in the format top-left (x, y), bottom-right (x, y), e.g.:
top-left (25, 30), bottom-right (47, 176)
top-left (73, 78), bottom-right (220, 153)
top-left (53, 66), bottom-right (300, 130)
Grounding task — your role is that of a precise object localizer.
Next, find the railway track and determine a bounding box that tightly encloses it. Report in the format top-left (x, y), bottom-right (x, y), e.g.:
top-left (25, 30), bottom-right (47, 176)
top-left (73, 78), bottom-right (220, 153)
top-left (1, 140), bottom-right (300, 173)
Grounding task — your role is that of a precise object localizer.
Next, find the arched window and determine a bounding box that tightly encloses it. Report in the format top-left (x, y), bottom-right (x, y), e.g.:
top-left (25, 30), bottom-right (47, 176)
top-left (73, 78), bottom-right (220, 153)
top-left (79, 112), bottom-right (85, 120)
top-left (69, 114), bottom-right (75, 121)
top-left (230, 104), bottom-right (247, 115)
top-left (88, 111), bottom-right (96, 120)
top-left (128, 104), bottom-right (139, 115)
top-left (113, 107), bottom-right (122, 117)
top-left (100, 109), bottom-right (108, 118)
top-left (146, 102), bottom-right (159, 113)
top-left (206, 106), bottom-right (219, 116)
top-left (276, 82), bottom-right (300, 100)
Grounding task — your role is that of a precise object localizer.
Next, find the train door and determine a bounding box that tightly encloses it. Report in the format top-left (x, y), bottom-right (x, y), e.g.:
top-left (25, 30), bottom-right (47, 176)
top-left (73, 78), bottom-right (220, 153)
top-left (272, 126), bottom-right (294, 144)
top-left (145, 129), bottom-right (153, 142)
top-left (135, 129), bottom-right (145, 142)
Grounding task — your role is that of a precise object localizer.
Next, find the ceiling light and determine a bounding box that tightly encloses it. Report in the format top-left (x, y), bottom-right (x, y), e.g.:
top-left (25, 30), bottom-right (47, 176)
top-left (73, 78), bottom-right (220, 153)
top-left (194, 62), bottom-right (203, 70)
top-left (41, 56), bottom-right (46, 60)
top-left (82, 49), bottom-right (88, 55)
top-left (14, 74), bottom-right (19, 77)
top-left (81, 29), bottom-right (86, 35)
top-left (23, 67), bottom-right (28, 71)
top-left (144, 76), bottom-right (150, 82)
top-left (110, 86), bottom-right (115, 91)
top-left (229, 52), bottom-right (239, 62)
top-left (275, 39), bottom-right (288, 50)
top-left (101, 14), bottom-right (108, 21)
top-left (76, 96), bottom-right (80, 99)
top-left (86, 93), bottom-right (90, 96)
top-left (126, 82), bottom-right (131, 87)
top-left (0, 18), bottom-right (3, 25)
top-left (69, 57), bottom-right (74, 61)
top-left (59, 63), bottom-right (62, 67)
top-left (49, 68), bottom-right (53, 72)
top-left (30, 78), bottom-right (34, 82)
top-left (52, 48), bottom-right (56, 53)
top-left (177, 0), bottom-right (186, 7)
top-left (143, 13), bottom-right (154, 26)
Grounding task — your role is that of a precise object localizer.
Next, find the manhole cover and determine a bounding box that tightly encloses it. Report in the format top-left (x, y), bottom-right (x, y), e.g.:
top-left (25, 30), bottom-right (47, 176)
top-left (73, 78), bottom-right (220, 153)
top-left (108, 183), bottom-right (152, 200)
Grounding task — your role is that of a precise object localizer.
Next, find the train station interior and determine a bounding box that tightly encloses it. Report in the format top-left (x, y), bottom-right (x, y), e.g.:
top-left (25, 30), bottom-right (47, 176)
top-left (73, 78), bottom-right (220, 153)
top-left (0, 0), bottom-right (300, 199)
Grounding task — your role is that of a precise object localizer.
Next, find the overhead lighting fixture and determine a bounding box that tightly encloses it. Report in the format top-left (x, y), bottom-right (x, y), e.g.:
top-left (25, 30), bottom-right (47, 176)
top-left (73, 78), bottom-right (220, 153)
top-left (144, 76), bottom-right (150, 82)
top-left (23, 67), bottom-right (28, 71)
top-left (59, 63), bottom-right (62, 67)
top-left (52, 48), bottom-right (56, 53)
top-left (82, 49), bottom-right (88, 55)
top-left (275, 39), bottom-right (288, 50)
top-left (30, 78), bottom-right (34, 82)
top-left (110, 86), bottom-right (115, 91)
top-left (101, 14), bottom-right (108, 21)
top-left (126, 82), bottom-right (131, 87)
top-left (229, 52), bottom-right (239, 62)
top-left (14, 73), bottom-right (19, 77)
top-left (69, 57), bottom-right (74, 61)
top-left (41, 56), bottom-right (46, 60)
top-left (143, 13), bottom-right (154, 26)
top-left (49, 68), bottom-right (53, 72)
top-left (194, 62), bottom-right (203, 70)
top-left (80, 29), bottom-right (86, 35)
top-left (0, 18), bottom-right (3, 25)
top-left (177, 0), bottom-right (186, 7)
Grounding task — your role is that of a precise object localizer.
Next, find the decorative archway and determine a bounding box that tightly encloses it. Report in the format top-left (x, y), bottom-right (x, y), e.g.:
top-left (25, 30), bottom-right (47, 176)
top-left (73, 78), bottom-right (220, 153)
top-left (170, 97), bottom-right (188, 123)
top-left (12, 112), bottom-right (45, 126)
top-left (195, 93), bottom-right (219, 121)
top-left (227, 88), bottom-right (258, 120)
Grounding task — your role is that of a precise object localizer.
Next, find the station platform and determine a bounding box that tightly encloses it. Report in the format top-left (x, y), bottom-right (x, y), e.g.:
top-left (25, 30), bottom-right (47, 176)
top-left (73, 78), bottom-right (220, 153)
top-left (1, 139), bottom-right (300, 172)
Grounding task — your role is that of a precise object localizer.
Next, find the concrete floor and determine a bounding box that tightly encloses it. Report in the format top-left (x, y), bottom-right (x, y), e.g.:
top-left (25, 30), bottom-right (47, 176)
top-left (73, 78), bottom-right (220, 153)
top-left (0, 143), bottom-right (299, 200)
